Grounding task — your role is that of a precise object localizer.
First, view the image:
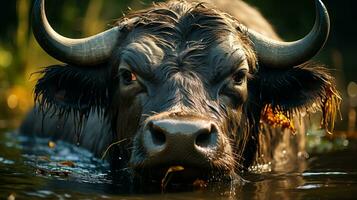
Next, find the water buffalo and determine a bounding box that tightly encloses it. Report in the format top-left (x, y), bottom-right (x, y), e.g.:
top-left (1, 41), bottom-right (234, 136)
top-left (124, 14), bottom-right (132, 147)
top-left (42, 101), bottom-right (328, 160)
top-left (21, 0), bottom-right (340, 184)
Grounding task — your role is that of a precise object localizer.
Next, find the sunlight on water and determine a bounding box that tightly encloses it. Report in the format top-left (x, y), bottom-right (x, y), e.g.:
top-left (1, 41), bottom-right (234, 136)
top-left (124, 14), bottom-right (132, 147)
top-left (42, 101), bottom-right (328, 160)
top-left (0, 157), bottom-right (15, 165)
top-left (297, 184), bottom-right (323, 189)
top-left (302, 172), bottom-right (348, 176)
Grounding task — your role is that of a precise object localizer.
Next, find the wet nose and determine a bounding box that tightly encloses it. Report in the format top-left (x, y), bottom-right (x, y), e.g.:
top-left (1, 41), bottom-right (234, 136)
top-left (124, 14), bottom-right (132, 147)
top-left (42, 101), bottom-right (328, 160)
top-left (142, 118), bottom-right (219, 165)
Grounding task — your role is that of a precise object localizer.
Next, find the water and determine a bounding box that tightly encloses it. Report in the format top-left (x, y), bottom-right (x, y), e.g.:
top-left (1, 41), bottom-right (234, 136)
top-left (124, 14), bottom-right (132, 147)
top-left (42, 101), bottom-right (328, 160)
top-left (1, 130), bottom-right (357, 200)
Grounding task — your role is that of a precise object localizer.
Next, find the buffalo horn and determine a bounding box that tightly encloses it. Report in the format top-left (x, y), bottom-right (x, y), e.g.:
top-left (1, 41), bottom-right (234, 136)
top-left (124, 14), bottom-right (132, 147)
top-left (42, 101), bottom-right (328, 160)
top-left (247, 0), bottom-right (330, 68)
top-left (32, 0), bottom-right (124, 66)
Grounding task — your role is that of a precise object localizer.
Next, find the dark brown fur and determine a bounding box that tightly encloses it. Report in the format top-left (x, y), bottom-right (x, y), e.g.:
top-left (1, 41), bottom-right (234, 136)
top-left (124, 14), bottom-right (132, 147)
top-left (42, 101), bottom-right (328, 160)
top-left (22, 0), bottom-right (340, 180)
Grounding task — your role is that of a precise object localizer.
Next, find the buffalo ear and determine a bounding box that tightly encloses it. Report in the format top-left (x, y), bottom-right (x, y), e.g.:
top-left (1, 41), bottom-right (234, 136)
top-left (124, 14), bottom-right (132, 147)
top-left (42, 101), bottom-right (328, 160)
top-left (34, 64), bottom-right (113, 116)
top-left (250, 63), bottom-right (341, 118)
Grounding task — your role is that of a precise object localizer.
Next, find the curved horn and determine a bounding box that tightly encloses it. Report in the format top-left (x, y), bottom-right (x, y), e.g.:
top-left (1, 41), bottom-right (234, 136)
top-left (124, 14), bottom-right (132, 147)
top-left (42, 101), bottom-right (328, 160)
top-left (32, 0), bottom-right (120, 66)
top-left (248, 0), bottom-right (330, 68)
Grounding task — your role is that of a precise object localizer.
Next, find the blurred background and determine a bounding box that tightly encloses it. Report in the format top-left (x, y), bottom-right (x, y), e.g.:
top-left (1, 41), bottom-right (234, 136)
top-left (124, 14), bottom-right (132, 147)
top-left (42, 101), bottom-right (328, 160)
top-left (0, 0), bottom-right (356, 140)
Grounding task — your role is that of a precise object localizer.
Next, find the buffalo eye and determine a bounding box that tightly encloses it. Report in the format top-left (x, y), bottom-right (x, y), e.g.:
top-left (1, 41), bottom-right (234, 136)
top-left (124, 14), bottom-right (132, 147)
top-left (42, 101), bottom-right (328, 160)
top-left (232, 70), bottom-right (246, 85)
top-left (120, 69), bottom-right (137, 85)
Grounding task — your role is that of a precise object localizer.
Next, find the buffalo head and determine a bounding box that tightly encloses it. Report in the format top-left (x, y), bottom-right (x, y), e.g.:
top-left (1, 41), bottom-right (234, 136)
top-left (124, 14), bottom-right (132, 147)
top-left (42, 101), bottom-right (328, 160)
top-left (32, 0), bottom-right (339, 183)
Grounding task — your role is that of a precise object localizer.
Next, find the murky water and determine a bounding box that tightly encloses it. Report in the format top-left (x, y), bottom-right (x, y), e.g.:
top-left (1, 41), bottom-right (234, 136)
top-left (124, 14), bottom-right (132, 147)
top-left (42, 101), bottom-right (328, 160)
top-left (1, 130), bottom-right (357, 200)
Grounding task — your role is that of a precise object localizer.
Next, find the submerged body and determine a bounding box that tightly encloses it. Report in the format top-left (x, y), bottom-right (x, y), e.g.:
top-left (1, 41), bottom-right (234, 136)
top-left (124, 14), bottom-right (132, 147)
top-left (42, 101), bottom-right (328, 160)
top-left (21, 0), bottom-right (340, 183)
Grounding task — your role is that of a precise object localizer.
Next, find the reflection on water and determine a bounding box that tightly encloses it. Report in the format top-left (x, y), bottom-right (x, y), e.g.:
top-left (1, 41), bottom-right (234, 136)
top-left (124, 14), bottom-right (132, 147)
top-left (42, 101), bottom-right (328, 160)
top-left (1, 131), bottom-right (357, 200)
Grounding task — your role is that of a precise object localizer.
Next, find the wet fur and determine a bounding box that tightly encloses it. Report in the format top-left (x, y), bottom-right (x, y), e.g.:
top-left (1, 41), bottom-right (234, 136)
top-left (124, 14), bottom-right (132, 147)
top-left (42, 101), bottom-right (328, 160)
top-left (22, 0), bottom-right (340, 175)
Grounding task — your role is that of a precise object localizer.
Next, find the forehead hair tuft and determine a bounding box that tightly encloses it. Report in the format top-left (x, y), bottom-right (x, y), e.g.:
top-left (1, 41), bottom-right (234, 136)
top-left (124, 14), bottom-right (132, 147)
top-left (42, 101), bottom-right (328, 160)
top-left (116, 0), bottom-right (257, 72)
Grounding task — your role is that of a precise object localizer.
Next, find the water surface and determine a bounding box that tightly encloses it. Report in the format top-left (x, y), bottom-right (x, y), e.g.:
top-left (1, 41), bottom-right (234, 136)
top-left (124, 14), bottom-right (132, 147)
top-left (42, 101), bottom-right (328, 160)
top-left (1, 130), bottom-right (357, 200)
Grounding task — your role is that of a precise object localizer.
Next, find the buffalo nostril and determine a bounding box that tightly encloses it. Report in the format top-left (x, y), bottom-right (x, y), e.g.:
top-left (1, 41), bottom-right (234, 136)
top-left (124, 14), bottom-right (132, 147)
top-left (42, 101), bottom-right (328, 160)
top-left (195, 124), bottom-right (218, 148)
top-left (148, 122), bottom-right (166, 146)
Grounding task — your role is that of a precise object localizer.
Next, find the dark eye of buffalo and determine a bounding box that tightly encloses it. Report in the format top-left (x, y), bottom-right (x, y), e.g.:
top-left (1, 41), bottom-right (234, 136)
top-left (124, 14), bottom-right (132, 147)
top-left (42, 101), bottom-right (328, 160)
top-left (232, 70), bottom-right (246, 85)
top-left (120, 69), bottom-right (137, 85)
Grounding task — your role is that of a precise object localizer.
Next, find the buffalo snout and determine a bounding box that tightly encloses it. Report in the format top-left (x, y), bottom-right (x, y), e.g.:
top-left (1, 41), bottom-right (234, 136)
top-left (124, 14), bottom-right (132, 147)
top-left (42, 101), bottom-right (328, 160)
top-left (131, 115), bottom-right (226, 180)
top-left (144, 118), bottom-right (219, 158)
